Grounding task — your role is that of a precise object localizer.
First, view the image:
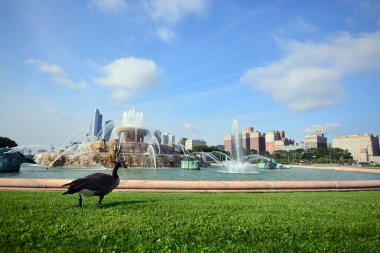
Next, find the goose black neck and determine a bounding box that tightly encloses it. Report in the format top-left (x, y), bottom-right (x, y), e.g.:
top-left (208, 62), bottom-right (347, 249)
top-left (112, 163), bottom-right (121, 179)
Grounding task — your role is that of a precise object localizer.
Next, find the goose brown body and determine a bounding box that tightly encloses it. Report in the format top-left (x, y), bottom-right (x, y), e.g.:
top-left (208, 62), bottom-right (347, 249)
top-left (62, 161), bottom-right (127, 207)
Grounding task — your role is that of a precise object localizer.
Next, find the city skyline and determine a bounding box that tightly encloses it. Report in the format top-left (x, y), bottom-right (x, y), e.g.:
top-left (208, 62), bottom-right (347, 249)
top-left (1, 0), bottom-right (380, 147)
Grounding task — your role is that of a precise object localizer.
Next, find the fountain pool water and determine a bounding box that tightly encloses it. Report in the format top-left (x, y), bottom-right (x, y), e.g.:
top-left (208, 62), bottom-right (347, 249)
top-left (1, 164), bottom-right (380, 182)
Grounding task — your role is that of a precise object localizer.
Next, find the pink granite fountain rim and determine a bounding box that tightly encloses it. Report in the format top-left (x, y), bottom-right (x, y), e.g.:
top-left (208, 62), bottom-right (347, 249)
top-left (0, 178), bottom-right (379, 192)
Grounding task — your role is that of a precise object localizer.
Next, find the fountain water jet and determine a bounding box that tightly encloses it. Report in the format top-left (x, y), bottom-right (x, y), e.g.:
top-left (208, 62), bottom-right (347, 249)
top-left (147, 145), bottom-right (157, 169)
top-left (232, 118), bottom-right (241, 164)
top-left (219, 118), bottom-right (253, 173)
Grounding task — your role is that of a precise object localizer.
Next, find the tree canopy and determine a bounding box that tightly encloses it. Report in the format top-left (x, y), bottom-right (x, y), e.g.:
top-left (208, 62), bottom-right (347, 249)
top-left (0, 137), bottom-right (18, 148)
top-left (266, 147), bottom-right (353, 164)
top-left (189, 145), bottom-right (226, 154)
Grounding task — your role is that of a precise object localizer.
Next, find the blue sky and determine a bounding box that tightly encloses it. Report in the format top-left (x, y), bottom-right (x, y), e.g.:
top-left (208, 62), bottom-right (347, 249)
top-left (0, 0), bottom-right (380, 147)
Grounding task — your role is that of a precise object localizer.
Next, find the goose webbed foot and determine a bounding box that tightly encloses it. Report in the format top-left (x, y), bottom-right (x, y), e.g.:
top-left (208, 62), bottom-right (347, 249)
top-left (98, 195), bottom-right (104, 205)
top-left (78, 194), bottom-right (83, 208)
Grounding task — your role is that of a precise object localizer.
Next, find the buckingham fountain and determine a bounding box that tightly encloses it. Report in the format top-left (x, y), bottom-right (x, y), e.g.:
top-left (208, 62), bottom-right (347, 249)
top-left (35, 108), bottom-right (183, 168)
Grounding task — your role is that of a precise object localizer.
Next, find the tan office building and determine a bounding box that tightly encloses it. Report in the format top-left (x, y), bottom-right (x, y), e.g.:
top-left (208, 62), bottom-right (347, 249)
top-left (224, 135), bottom-right (233, 154)
top-left (185, 139), bottom-right (207, 151)
top-left (304, 131), bottom-right (328, 150)
top-left (332, 134), bottom-right (380, 163)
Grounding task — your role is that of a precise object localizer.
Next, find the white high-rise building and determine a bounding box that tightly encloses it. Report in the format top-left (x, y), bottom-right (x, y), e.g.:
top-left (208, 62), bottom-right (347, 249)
top-left (162, 132), bottom-right (175, 145)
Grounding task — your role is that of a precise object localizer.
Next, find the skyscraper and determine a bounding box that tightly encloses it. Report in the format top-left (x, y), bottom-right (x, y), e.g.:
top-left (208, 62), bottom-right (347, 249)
top-left (153, 130), bottom-right (162, 144)
top-left (92, 109), bottom-right (103, 138)
top-left (103, 120), bottom-right (114, 141)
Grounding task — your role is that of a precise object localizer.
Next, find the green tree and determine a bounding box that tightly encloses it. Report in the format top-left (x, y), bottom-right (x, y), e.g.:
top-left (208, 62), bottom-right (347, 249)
top-left (190, 145), bottom-right (226, 153)
top-left (330, 148), bottom-right (352, 163)
top-left (273, 150), bottom-right (287, 159)
top-left (272, 150), bottom-right (289, 163)
top-left (0, 137), bottom-right (17, 148)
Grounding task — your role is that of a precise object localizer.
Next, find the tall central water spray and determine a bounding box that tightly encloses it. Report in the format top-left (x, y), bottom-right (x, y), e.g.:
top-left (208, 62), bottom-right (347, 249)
top-left (232, 118), bottom-right (240, 164)
top-left (220, 118), bottom-right (255, 173)
top-left (122, 107), bottom-right (145, 128)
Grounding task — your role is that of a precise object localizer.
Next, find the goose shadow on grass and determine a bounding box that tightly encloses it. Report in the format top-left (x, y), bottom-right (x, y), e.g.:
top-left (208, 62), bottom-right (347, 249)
top-left (100, 200), bottom-right (157, 208)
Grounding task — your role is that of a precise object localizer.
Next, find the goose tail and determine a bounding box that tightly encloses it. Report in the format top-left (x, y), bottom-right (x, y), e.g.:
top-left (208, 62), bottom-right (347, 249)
top-left (62, 182), bottom-right (72, 195)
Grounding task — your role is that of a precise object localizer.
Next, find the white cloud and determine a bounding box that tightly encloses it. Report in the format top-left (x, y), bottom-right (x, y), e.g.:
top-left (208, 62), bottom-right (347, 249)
top-left (184, 123), bottom-right (197, 132)
top-left (144, 0), bottom-right (209, 25)
top-left (25, 58), bottom-right (86, 89)
top-left (89, 0), bottom-right (129, 13)
top-left (157, 27), bottom-right (177, 44)
top-left (91, 0), bottom-right (209, 44)
top-left (277, 18), bottom-right (318, 37)
top-left (143, 0), bottom-right (209, 44)
top-left (96, 57), bottom-right (162, 100)
top-left (241, 32), bottom-right (380, 111)
top-left (25, 58), bottom-right (64, 75)
top-left (304, 123), bottom-right (342, 134)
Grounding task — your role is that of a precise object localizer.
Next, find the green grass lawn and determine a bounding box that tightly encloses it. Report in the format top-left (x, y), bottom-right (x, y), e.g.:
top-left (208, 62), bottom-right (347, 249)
top-left (0, 191), bottom-right (379, 252)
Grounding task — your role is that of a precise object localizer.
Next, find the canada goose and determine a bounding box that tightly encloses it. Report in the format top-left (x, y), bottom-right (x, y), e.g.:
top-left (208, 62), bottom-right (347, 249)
top-left (62, 161), bottom-right (127, 207)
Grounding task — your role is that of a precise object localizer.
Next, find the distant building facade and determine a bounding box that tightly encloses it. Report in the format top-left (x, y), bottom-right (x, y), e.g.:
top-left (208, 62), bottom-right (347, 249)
top-left (224, 135), bottom-right (233, 154)
top-left (185, 139), bottom-right (207, 151)
top-left (162, 132), bottom-right (175, 145)
top-left (332, 134), bottom-right (380, 163)
top-left (225, 127), bottom-right (292, 155)
top-left (224, 134), bottom-right (242, 154)
top-left (284, 141), bottom-right (305, 152)
top-left (265, 130), bottom-right (285, 154)
top-left (216, 145), bottom-right (224, 151)
top-left (179, 138), bottom-right (188, 147)
top-left (162, 133), bottom-right (169, 145)
top-left (274, 138), bottom-right (295, 152)
top-left (241, 127), bottom-right (265, 154)
top-left (168, 133), bottom-right (175, 146)
top-left (304, 131), bottom-right (327, 150)
top-left (225, 127), bottom-right (266, 155)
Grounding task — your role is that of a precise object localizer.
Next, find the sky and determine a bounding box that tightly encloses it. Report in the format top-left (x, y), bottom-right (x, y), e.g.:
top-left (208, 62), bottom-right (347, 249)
top-left (0, 0), bottom-right (380, 147)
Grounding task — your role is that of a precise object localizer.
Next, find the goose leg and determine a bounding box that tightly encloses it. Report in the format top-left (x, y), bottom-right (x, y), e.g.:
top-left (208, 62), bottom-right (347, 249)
top-left (98, 195), bottom-right (104, 205)
top-left (78, 194), bottom-right (83, 207)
